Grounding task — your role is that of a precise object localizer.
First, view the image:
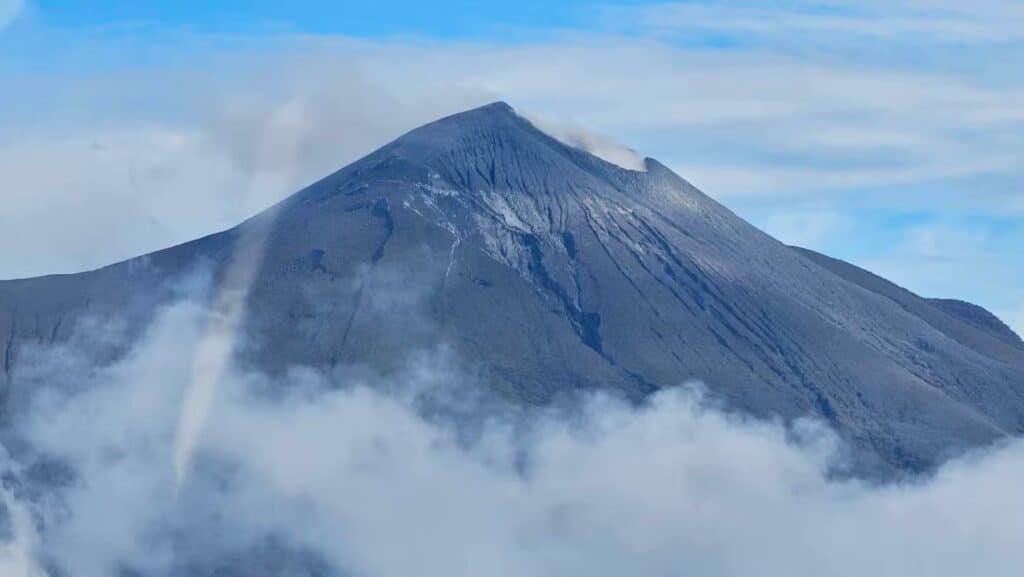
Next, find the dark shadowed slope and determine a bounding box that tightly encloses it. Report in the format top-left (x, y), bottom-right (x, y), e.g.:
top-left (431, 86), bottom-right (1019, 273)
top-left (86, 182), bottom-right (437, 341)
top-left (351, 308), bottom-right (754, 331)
top-left (2, 102), bottom-right (1023, 475)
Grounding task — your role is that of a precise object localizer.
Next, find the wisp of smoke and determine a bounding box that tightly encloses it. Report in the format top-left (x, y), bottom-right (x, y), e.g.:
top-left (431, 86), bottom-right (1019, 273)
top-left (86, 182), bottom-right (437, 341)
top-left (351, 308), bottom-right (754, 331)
top-left (1, 284), bottom-right (1023, 577)
top-left (173, 218), bottom-right (276, 487)
top-left (519, 112), bottom-right (648, 172)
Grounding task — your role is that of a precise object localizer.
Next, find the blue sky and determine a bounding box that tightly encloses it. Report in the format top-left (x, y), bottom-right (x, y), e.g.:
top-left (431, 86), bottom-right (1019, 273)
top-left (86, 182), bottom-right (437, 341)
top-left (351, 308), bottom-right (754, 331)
top-left (0, 0), bottom-right (1022, 332)
top-left (27, 0), bottom-right (629, 36)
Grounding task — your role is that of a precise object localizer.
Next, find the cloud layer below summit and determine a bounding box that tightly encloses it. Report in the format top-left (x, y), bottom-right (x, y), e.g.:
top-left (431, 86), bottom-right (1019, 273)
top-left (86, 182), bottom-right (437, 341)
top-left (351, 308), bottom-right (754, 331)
top-left (2, 288), bottom-right (1024, 577)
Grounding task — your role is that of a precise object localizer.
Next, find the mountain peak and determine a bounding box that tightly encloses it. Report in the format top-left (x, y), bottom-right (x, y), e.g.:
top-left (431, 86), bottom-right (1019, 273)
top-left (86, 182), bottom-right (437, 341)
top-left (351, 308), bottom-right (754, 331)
top-left (386, 100), bottom-right (546, 156)
top-left (4, 103), bottom-right (1022, 479)
top-left (290, 99), bottom-right (673, 219)
top-left (381, 101), bottom-right (649, 177)
top-left (469, 100), bottom-right (517, 116)
top-left (399, 100), bottom-right (525, 141)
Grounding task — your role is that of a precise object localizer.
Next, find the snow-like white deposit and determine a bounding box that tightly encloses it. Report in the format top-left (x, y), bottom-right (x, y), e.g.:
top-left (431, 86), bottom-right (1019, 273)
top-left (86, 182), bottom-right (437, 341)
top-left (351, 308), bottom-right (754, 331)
top-left (519, 111), bottom-right (647, 172)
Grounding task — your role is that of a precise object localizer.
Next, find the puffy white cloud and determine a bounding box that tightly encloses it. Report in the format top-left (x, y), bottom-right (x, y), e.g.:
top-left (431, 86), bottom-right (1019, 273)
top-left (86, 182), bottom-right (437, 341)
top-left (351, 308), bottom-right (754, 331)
top-left (4, 288), bottom-right (1024, 577)
top-left (0, 466), bottom-right (46, 577)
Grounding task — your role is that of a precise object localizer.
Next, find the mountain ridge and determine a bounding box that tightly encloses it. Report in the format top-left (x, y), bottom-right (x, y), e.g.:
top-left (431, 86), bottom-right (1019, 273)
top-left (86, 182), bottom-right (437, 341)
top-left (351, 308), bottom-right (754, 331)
top-left (792, 246), bottom-right (1023, 359)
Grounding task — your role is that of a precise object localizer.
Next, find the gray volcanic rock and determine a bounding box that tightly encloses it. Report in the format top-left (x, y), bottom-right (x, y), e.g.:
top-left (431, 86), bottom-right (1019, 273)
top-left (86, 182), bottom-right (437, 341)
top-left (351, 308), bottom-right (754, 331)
top-left (928, 299), bottom-right (1023, 349)
top-left (2, 102), bottom-right (1023, 475)
top-left (792, 246), bottom-right (1024, 363)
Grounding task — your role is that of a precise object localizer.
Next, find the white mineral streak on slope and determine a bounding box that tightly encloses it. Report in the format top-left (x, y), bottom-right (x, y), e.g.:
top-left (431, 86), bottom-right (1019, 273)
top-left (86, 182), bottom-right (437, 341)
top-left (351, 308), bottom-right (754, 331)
top-left (444, 229), bottom-right (461, 281)
top-left (481, 190), bottom-right (530, 232)
top-left (583, 196), bottom-right (651, 256)
top-left (172, 219), bottom-right (272, 487)
top-left (412, 185), bottom-right (463, 283)
top-left (517, 111), bottom-right (647, 172)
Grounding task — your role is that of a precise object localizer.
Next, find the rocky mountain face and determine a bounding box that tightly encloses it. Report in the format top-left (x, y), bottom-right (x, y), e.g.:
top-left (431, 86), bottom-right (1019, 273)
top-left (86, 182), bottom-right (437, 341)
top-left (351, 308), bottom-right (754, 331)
top-left (2, 102), bottom-right (1022, 475)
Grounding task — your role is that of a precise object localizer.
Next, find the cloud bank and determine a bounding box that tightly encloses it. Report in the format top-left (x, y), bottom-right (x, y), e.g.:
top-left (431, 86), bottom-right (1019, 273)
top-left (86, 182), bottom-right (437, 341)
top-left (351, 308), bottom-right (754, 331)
top-left (1, 278), bottom-right (1023, 577)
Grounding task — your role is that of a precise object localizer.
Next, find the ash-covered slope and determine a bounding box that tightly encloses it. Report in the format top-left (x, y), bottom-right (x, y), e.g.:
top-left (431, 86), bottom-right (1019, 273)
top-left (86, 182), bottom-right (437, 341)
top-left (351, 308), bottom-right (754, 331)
top-left (793, 246), bottom-right (1024, 361)
top-left (2, 102), bottom-right (1023, 475)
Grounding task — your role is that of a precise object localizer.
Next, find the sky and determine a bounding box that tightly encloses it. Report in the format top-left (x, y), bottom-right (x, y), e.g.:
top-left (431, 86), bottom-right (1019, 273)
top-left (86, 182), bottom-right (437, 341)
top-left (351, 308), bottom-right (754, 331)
top-left (0, 0), bottom-right (1021, 335)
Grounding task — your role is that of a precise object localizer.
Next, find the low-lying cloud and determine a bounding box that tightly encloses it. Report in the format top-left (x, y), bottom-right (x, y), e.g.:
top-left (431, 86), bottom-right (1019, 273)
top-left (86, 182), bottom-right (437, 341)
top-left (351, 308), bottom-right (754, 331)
top-left (1, 278), bottom-right (1023, 577)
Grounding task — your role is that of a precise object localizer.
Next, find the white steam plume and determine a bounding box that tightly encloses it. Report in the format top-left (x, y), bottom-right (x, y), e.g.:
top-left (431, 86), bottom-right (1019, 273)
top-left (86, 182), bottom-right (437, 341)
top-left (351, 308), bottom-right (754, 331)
top-left (519, 112), bottom-right (647, 172)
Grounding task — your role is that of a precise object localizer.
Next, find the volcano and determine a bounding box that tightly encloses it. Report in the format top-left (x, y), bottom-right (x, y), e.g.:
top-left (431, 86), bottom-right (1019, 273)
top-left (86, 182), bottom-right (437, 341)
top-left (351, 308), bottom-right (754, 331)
top-left (2, 102), bottom-right (1022, 475)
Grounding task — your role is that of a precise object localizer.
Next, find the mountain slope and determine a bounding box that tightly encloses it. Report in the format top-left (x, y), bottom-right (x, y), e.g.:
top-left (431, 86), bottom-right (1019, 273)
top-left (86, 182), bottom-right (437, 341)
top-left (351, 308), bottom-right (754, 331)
top-left (2, 102), bottom-right (1022, 475)
top-left (792, 246), bottom-right (1024, 362)
top-left (928, 299), bottom-right (1023, 349)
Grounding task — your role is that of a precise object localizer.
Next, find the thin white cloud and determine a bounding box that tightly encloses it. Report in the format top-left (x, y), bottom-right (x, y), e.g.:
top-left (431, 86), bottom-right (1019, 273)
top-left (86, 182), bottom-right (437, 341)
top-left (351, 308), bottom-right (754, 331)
top-left (0, 4), bottom-right (1020, 330)
top-left (757, 207), bottom-right (850, 248)
top-left (619, 0), bottom-right (1024, 43)
top-left (0, 65), bottom-right (487, 278)
top-left (1006, 304), bottom-right (1024, 340)
top-left (0, 0), bottom-right (22, 33)
top-left (1, 36), bottom-right (1021, 276)
top-left (854, 221), bottom-right (1024, 324)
